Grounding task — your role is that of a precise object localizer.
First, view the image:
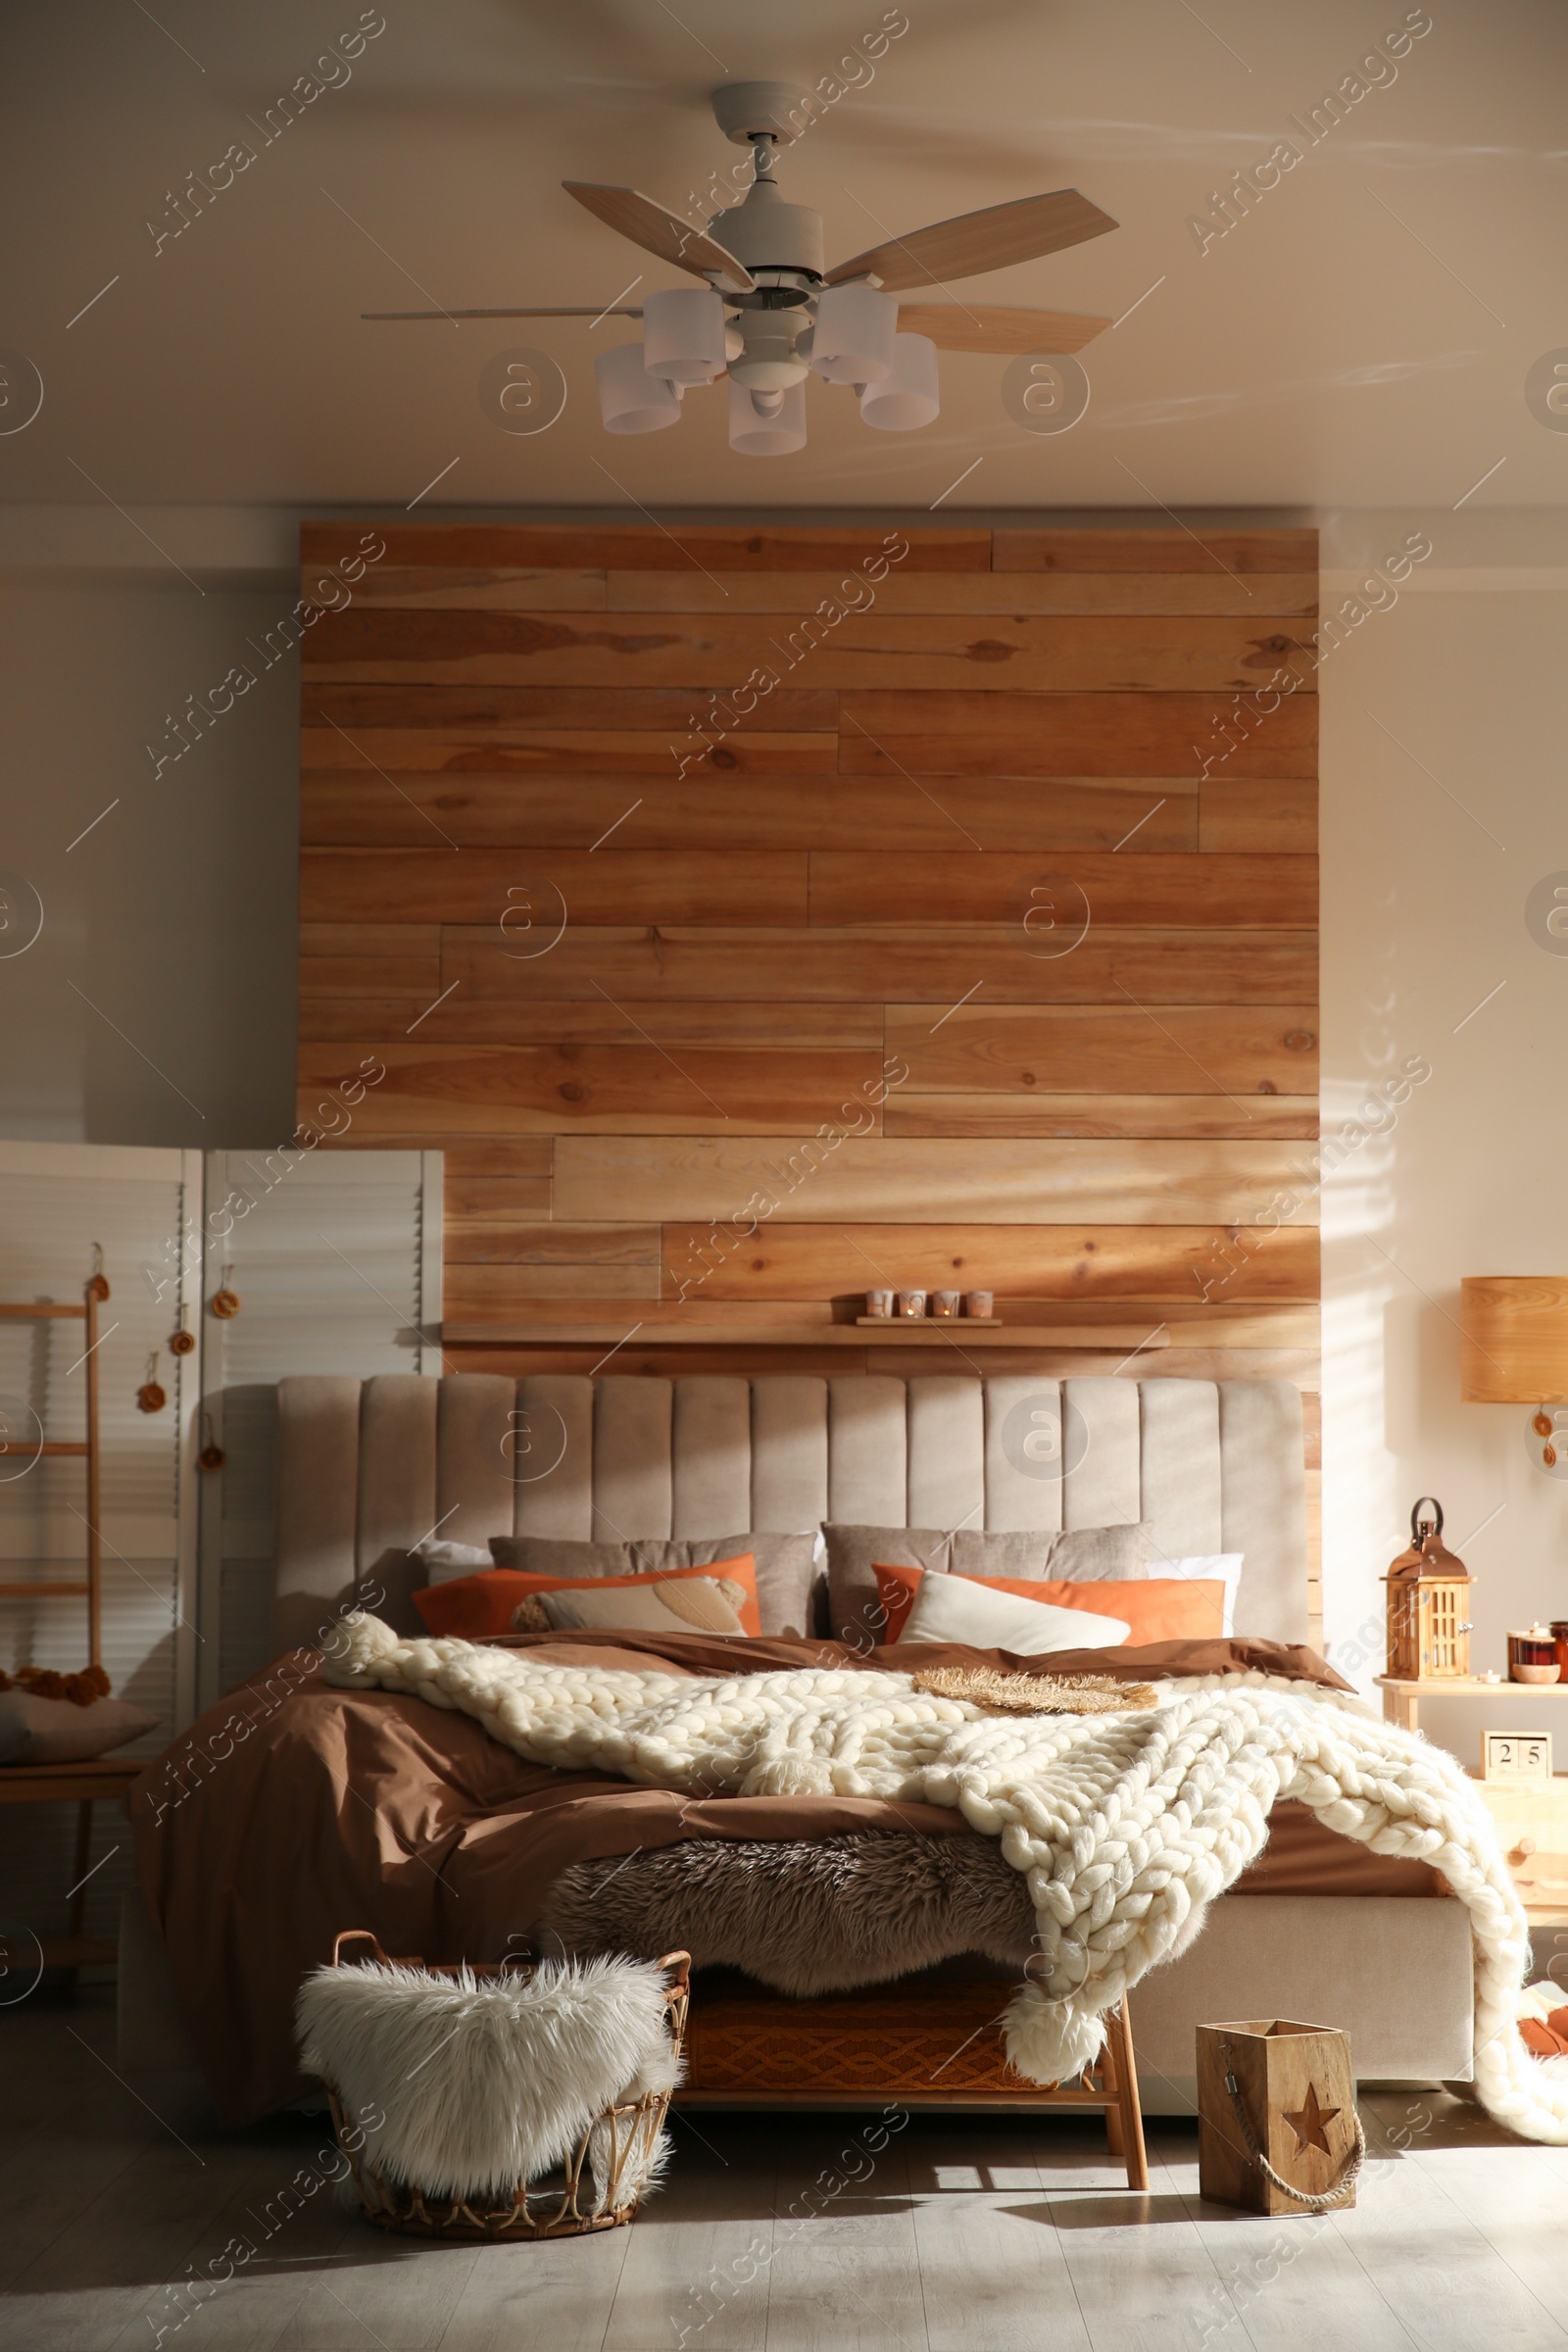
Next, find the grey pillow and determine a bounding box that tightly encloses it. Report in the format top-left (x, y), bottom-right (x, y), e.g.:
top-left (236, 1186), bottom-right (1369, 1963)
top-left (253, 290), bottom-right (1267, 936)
top-left (488, 1532), bottom-right (820, 1641)
top-left (0, 1690), bottom-right (158, 1766)
top-left (822, 1521), bottom-right (1158, 1648)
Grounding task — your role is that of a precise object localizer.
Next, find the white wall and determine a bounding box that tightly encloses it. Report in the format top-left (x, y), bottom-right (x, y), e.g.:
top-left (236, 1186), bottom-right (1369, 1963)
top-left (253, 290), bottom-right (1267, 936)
top-left (0, 580), bottom-right (298, 1147)
top-left (1320, 571), bottom-right (1568, 1698)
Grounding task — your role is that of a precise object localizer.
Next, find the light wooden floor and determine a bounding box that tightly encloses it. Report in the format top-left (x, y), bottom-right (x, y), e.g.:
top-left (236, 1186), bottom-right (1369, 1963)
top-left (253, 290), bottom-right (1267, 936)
top-left (4, 1987), bottom-right (1568, 2352)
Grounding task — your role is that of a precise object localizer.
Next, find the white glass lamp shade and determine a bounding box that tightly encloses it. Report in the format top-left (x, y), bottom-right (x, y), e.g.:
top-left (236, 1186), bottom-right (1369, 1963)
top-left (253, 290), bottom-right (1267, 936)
top-left (809, 282), bottom-right (898, 384)
top-left (595, 342), bottom-right (683, 433)
top-left (728, 376), bottom-right (807, 456)
top-left (641, 286), bottom-right (728, 386)
top-left (858, 333), bottom-right (939, 430)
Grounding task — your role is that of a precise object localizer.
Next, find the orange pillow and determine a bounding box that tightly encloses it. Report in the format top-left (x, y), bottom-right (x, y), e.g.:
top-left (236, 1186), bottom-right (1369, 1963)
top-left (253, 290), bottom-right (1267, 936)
top-left (870, 1562), bottom-right (1222, 1648)
top-left (414, 1553), bottom-right (761, 1640)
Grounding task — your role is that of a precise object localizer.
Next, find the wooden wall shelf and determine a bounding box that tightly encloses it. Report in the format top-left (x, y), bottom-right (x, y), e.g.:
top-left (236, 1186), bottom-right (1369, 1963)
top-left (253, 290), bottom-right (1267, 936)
top-left (441, 1320), bottom-right (1174, 1350)
top-left (439, 1317), bottom-right (1316, 1354)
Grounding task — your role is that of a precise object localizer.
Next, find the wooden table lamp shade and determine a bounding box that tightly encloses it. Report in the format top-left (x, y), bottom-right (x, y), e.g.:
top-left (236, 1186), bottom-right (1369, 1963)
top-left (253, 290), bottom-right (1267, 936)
top-left (1461, 1276), bottom-right (1568, 1403)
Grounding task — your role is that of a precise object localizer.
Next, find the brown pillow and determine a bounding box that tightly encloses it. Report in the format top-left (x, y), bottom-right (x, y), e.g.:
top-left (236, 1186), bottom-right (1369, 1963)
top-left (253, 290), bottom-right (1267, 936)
top-left (488, 1532), bottom-right (820, 1640)
top-left (822, 1521), bottom-right (1158, 1648)
top-left (0, 1690), bottom-right (159, 1766)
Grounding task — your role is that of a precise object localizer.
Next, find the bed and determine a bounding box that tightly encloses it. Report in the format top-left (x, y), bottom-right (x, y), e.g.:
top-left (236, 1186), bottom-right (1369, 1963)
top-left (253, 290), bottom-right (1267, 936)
top-left (118, 1372), bottom-right (1476, 2124)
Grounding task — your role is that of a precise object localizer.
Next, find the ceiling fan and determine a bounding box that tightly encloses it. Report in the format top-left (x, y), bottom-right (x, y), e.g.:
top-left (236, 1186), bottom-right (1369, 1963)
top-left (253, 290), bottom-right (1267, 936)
top-left (365, 80), bottom-right (1118, 456)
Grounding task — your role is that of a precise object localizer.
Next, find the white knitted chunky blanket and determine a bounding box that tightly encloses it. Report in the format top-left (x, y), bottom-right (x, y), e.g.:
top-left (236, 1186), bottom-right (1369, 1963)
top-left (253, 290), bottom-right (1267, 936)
top-left (325, 1615), bottom-right (1568, 2144)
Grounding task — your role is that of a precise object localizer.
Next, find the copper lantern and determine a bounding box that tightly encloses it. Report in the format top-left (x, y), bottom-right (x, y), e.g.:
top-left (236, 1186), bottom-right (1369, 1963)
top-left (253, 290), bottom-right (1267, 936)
top-left (1384, 1496), bottom-right (1474, 1680)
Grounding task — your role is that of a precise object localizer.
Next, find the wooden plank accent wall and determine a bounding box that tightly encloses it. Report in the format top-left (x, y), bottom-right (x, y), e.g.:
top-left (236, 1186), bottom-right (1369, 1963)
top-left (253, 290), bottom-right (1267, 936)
top-left (298, 520), bottom-right (1320, 1609)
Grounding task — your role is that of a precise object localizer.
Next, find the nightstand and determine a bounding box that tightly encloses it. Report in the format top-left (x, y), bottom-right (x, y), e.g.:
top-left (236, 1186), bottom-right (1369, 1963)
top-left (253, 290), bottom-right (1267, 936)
top-left (1375, 1675), bottom-right (1568, 1736)
top-left (1467, 1776), bottom-right (1568, 1935)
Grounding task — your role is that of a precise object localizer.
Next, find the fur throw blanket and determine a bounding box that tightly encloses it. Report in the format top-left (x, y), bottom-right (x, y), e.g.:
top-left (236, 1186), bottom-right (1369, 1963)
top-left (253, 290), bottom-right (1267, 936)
top-left (544, 1831), bottom-right (1037, 1992)
top-left (297, 1952), bottom-right (682, 2204)
top-left (324, 1615), bottom-right (1566, 2145)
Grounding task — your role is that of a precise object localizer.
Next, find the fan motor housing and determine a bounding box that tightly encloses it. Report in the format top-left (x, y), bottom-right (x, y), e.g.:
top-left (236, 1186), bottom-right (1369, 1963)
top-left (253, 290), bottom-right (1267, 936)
top-left (709, 189), bottom-right (824, 279)
top-left (711, 80), bottom-right (815, 147)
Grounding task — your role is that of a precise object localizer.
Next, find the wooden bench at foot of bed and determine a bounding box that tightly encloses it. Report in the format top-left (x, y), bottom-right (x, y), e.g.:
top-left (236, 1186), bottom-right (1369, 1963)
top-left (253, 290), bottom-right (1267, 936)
top-left (676, 1972), bottom-right (1149, 2189)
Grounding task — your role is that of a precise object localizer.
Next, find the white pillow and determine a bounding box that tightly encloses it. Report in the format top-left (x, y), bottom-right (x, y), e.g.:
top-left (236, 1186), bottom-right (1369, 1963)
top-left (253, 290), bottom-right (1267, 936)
top-left (897, 1571), bottom-right (1130, 1656)
top-left (1136, 1552), bottom-right (1244, 1637)
top-left (413, 1538), bottom-right (495, 1587)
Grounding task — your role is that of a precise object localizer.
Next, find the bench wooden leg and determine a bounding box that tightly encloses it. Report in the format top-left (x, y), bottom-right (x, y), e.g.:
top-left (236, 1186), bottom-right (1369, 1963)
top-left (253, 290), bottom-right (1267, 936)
top-left (1103, 1995), bottom-right (1149, 2192)
top-left (68, 1799), bottom-right (94, 1942)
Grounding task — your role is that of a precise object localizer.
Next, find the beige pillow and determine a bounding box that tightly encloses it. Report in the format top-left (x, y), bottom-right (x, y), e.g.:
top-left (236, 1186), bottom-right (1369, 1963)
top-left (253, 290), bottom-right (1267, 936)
top-left (0, 1690), bottom-right (158, 1766)
top-left (521, 1576), bottom-right (749, 1637)
top-left (823, 1521), bottom-right (1157, 1647)
top-left (898, 1573), bottom-right (1131, 1655)
top-left (489, 1533), bottom-right (819, 1640)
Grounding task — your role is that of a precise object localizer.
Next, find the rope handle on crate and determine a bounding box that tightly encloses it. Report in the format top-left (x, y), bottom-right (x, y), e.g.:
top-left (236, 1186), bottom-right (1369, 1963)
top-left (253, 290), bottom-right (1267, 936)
top-left (1221, 2040), bottom-right (1365, 2211)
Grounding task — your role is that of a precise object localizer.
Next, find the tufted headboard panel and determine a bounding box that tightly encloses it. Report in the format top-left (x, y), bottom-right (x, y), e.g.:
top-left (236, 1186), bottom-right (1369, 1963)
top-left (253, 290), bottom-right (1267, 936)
top-left (273, 1372), bottom-right (1307, 1650)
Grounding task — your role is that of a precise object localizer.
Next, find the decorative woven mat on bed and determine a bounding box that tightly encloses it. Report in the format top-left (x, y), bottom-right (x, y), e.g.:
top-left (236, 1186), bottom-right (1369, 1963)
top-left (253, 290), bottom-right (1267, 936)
top-left (907, 1666), bottom-right (1158, 1715)
top-left (682, 1977), bottom-right (1033, 2098)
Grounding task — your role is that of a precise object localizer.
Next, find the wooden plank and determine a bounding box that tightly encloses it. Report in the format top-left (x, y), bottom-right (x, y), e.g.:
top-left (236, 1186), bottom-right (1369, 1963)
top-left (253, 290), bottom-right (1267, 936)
top-left (301, 998), bottom-right (884, 1049)
top-left (301, 609), bottom-right (1321, 693)
top-left (446, 1175), bottom-right (557, 1223)
top-left (554, 1136), bottom-right (1311, 1227)
top-left (1200, 776), bottom-right (1317, 852)
top-left (651, 1219), bottom-right (1319, 1299)
top-left (300, 770), bottom-right (1200, 854)
top-left (314, 1133), bottom-right (553, 1190)
top-left (442, 1337), bottom-right (887, 1376)
top-left (301, 725), bottom-right (836, 776)
top-left (993, 527), bottom-right (1317, 572)
top-left (837, 690), bottom-right (1316, 778)
top-left (609, 569), bottom-right (1319, 617)
top-left (812, 853), bottom-right (1317, 930)
top-left (443, 1298), bottom-right (839, 1330)
top-left (443, 1219), bottom-right (658, 1262)
top-left (887, 1092), bottom-right (1319, 1140)
top-left (310, 564), bottom-right (609, 612)
top-left (1302, 1390), bottom-right (1322, 1470)
top-left (441, 1138), bottom-right (553, 1178)
top-left (301, 521), bottom-right (992, 570)
top-left (300, 848), bottom-right (807, 926)
top-left (298, 1044), bottom-right (881, 1137)
top-left (441, 1270), bottom-right (667, 1307)
top-left (887, 1004), bottom-right (1319, 1096)
top-left (874, 1341), bottom-right (1320, 1385)
top-left (302, 683), bottom-right (840, 731)
top-left (299, 920), bottom-right (441, 957)
top-left (299, 953), bottom-right (441, 998)
top-left (445, 924), bottom-right (1319, 1005)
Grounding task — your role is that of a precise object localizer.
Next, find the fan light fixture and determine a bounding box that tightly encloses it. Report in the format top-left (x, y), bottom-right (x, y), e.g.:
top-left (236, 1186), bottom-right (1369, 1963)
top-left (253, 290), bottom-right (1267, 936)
top-left (809, 281), bottom-right (898, 384)
top-left (594, 341), bottom-right (682, 433)
top-left (641, 286), bottom-right (729, 385)
top-left (859, 332), bottom-right (941, 432)
top-left (365, 80), bottom-right (1121, 461)
top-left (728, 376), bottom-right (807, 456)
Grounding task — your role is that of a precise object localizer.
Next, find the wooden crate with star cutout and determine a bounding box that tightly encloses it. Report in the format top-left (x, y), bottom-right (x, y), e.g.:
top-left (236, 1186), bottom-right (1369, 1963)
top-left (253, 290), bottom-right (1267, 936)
top-left (1196, 2018), bottom-right (1359, 2215)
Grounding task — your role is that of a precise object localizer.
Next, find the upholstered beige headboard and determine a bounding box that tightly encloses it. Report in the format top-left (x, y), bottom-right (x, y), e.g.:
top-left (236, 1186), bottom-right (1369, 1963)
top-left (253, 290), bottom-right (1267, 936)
top-left (274, 1373), bottom-right (1307, 1649)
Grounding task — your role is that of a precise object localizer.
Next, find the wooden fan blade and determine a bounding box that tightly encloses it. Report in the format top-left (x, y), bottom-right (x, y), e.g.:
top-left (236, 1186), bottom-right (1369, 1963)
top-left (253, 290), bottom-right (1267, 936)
top-left (897, 304), bottom-right (1111, 355)
top-left (827, 190), bottom-right (1117, 292)
top-left (361, 307), bottom-right (645, 320)
top-left (563, 182), bottom-right (756, 289)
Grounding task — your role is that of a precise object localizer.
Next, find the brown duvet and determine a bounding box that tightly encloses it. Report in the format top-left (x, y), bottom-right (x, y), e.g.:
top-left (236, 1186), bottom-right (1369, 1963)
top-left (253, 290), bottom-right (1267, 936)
top-left (127, 1631), bottom-right (1446, 2126)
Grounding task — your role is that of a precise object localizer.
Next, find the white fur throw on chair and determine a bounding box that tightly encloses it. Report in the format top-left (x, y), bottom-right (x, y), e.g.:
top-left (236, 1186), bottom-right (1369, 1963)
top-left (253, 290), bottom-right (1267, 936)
top-left (297, 1953), bottom-right (683, 2205)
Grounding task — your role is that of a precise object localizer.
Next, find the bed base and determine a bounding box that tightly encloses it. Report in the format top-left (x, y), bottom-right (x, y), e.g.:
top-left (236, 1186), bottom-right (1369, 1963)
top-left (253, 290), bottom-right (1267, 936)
top-left (677, 1972), bottom-right (1149, 2188)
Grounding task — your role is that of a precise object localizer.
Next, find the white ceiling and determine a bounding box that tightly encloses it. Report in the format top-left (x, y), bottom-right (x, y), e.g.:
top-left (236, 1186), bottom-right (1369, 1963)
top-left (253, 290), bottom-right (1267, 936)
top-left (2, 0), bottom-right (1565, 513)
